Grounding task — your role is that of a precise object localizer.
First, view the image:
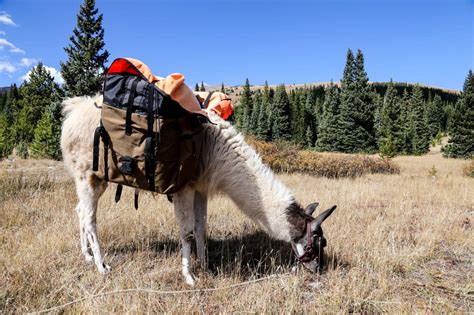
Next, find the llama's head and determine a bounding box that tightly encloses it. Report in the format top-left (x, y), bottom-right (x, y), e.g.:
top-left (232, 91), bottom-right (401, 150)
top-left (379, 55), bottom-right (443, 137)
top-left (292, 203), bottom-right (337, 273)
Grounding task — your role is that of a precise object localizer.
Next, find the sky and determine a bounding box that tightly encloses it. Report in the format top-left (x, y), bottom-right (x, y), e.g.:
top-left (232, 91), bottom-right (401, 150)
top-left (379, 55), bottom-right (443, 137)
top-left (0, 0), bottom-right (472, 90)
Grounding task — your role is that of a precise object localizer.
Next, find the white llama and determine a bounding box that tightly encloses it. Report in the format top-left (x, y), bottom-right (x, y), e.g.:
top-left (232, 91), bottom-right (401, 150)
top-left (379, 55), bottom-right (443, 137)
top-left (61, 95), bottom-right (336, 285)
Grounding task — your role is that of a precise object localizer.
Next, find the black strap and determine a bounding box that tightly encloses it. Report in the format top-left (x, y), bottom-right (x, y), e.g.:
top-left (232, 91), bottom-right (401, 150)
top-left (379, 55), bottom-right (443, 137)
top-left (125, 77), bottom-right (140, 135)
top-left (202, 91), bottom-right (214, 109)
top-left (144, 137), bottom-right (155, 191)
top-left (143, 86), bottom-right (157, 191)
top-left (92, 125), bottom-right (102, 171)
top-left (115, 184), bottom-right (123, 203)
top-left (134, 189), bottom-right (139, 210)
top-left (147, 86), bottom-right (155, 136)
top-left (102, 130), bottom-right (109, 181)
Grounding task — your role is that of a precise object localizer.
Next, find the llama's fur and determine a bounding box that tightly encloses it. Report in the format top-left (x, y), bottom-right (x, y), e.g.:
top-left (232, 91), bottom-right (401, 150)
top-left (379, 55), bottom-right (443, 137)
top-left (61, 95), bottom-right (313, 284)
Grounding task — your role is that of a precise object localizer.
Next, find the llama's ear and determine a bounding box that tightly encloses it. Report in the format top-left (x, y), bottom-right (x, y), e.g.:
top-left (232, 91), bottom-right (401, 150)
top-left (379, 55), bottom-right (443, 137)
top-left (304, 202), bottom-right (319, 216)
top-left (313, 205), bottom-right (337, 227)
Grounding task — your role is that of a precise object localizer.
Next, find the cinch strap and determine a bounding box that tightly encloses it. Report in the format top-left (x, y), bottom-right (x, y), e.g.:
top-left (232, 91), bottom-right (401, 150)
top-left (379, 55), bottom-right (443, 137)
top-left (115, 184), bottom-right (123, 203)
top-left (92, 125), bottom-right (102, 171)
top-left (125, 77), bottom-right (140, 135)
top-left (134, 189), bottom-right (139, 210)
top-left (92, 122), bottom-right (109, 181)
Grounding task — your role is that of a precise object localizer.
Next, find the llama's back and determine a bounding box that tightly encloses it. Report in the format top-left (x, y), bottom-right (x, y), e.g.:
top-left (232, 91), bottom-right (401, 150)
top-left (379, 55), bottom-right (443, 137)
top-left (61, 95), bottom-right (101, 176)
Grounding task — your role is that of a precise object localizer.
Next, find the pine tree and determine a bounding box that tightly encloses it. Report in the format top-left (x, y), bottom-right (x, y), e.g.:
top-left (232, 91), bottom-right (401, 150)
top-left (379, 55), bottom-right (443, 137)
top-left (11, 63), bottom-right (63, 148)
top-left (60, 0), bottom-right (109, 96)
top-left (352, 49), bottom-right (376, 152)
top-left (426, 94), bottom-right (444, 138)
top-left (200, 81), bottom-right (206, 92)
top-left (337, 49), bottom-right (358, 152)
top-left (377, 80), bottom-right (402, 153)
top-left (3, 84), bottom-right (19, 124)
top-left (220, 82), bottom-right (225, 94)
top-left (409, 85), bottom-right (430, 155)
top-left (256, 81), bottom-right (271, 141)
top-left (30, 94), bottom-right (62, 160)
top-left (195, 83), bottom-right (199, 92)
top-left (249, 90), bottom-right (262, 134)
top-left (442, 70), bottom-right (474, 158)
top-left (238, 78), bottom-right (252, 132)
top-left (316, 83), bottom-right (341, 151)
top-left (0, 113), bottom-right (11, 158)
top-left (305, 125), bottom-right (314, 148)
top-left (271, 84), bottom-right (292, 141)
top-left (303, 90), bottom-right (317, 147)
top-left (399, 89), bottom-right (413, 154)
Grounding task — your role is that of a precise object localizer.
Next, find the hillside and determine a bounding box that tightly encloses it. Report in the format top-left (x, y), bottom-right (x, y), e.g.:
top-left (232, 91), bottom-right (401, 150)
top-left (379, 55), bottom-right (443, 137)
top-left (213, 81), bottom-right (460, 104)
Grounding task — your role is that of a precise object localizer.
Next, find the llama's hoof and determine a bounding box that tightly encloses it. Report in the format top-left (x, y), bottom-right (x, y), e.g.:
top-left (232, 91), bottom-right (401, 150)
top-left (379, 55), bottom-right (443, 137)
top-left (184, 273), bottom-right (196, 286)
top-left (98, 262), bottom-right (111, 274)
top-left (83, 253), bottom-right (93, 262)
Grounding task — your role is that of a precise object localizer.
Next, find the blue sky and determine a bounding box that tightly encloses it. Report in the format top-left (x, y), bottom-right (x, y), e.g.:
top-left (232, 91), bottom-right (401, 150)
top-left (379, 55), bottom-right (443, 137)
top-left (0, 0), bottom-right (472, 90)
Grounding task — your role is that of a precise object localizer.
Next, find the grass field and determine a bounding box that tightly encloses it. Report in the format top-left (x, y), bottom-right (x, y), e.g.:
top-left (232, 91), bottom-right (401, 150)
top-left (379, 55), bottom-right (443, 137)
top-left (1, 151), bottom-right (472, 313)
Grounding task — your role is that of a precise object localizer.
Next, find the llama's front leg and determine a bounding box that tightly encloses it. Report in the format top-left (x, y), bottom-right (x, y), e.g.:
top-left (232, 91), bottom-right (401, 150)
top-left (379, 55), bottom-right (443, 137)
top-left (173, 188), bottom-right (196, 286)
top-left (194, 191), bottom-right (208, 268)
top-left (75, 175), bottom-right (109, 273)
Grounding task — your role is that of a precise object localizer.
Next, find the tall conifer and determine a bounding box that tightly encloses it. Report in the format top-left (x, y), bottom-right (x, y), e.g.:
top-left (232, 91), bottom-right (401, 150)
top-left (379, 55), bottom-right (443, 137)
top-left (256, 81), bottom-right (271, 140)
top-left (378, 81), bottom-right (402, 152)
top-left (271, 85), bottom-right (291, 141)
top-left (442, 70), bottom-right (474, 158)
top-left (316, 84), bottom-right (341, 151)
top-left (409, 85), bottom-right (430, 154)
top-left (61, 0), bottom-right (109, 96)
top-left (426, 94), bottom-right (444, 138)
top-left (11, 63), bottom-right (63, 146)
top-left (239, 78), bottom-right (252, 132)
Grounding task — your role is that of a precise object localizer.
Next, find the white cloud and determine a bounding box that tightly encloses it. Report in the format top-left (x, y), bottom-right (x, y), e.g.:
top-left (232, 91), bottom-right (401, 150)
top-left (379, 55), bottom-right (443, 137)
top-left (0, 31), bottom-right (5, 35)
top-left (20, 65), bottom-right (64, 85)
top-left (0, 12), bottom-right (16, 26)
top-left (0, 61), bottom-right (17, 73)
top-left (20, 57), bottom-right (37, 67)
top-left (0, 38), bottom-right (25, 54)
top-left (10, 47), bottom-right (25, 54)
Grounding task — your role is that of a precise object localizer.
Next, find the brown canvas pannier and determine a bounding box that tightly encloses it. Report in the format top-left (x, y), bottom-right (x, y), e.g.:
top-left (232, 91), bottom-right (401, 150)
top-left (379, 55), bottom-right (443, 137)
top-left (92, 58), bottom-right (207, 195)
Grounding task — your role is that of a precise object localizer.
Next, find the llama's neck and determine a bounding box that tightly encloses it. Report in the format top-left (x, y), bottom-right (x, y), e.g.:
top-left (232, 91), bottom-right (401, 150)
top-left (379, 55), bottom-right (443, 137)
top-left (199, 115), bottom-right (305, 243)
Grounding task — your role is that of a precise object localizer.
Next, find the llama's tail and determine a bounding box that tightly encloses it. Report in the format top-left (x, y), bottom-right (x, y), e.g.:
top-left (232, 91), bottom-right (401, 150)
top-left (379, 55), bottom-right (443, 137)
top-left (61, 95), bottom-right (101, 170)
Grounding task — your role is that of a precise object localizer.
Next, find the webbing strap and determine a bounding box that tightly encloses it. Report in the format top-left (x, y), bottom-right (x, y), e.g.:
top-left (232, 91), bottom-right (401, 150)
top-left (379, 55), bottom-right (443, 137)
top-left (115, 184), bottom-right (123, 203)
top-left (92, 125), bottom-right (102, 172)
top-left (103, 131), bottom-right (109, 182)
top-left (144, 136), bottom-right (155, 191)
top-left (143, 86), bottom-right (157, 191)
top-left (134, 189), bottom-right (139, 210)
top-left (147, 86), bottom-right (155, 136)
top-left (125, 77), bottom-right (140, 135)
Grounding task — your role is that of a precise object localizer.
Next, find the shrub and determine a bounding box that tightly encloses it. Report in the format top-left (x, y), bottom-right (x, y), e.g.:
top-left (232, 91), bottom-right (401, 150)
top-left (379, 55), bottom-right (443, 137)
top-left (463, 160), bottom-right (474, 178)
top-left (247, 137), bottom-right (400, 178)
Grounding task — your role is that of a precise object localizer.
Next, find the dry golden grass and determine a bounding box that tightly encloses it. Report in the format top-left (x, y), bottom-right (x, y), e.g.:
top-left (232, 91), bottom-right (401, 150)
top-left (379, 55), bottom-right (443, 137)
top-left (1, 152), bottom-right (472, 313)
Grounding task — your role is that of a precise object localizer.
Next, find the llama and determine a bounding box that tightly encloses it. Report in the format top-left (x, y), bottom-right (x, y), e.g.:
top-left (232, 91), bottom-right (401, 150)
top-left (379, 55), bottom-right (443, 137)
top-left (61, 95), bottom-right (336, 285)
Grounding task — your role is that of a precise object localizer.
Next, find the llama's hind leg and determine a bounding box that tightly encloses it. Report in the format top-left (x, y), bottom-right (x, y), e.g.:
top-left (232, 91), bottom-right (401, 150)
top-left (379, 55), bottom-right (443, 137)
top-left (75, 202), bottom-right (93, 262)
top-left (75, 173), bottom-right (109, 273)
top-left (194, 191), bottom-right (208, 269)
top-left (173, 187), bottom-right (196, 286)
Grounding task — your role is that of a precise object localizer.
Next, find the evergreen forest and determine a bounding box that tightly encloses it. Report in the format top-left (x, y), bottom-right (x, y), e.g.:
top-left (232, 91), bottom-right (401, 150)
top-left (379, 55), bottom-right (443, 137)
top-left (0, 0), bottom-right (472, 160)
